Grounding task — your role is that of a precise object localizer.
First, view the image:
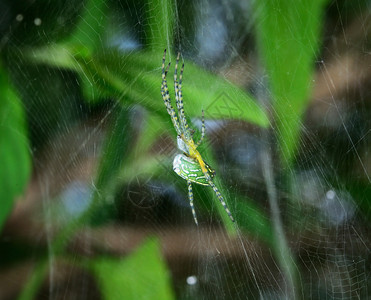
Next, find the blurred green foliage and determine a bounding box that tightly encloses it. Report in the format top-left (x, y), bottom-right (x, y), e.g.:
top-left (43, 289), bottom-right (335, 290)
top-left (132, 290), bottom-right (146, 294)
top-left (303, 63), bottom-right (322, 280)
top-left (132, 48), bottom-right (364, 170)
top-left (3, 0), bottom-right (366, 299)
top-left (253, 0), bottom-right (328, 166)
top-left (90, 238), bottom-right (175, 300)
top-left (24, 46), bottom-right (269, 127)
top-left (0, 65), bottom-right (31, 230)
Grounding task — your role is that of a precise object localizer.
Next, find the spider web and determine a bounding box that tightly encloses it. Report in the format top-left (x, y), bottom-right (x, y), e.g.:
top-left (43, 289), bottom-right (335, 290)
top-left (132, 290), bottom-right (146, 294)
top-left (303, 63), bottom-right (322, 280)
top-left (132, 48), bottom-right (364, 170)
top-left (0, 0), bottom-right (370, 299)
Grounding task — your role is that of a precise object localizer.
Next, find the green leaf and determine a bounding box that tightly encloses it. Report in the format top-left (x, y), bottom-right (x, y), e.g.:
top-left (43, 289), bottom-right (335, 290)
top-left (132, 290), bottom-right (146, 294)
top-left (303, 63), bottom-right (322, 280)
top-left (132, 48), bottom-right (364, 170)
top-left (234, 197), bottom-right (273, 244)
top-left (145, 0), bottom-right (174, 52)
top-left (25, 47), bottom-right (270, 128)
top-left (188, 145), bottom-right (271, 238)
top-left (91, 238), bottom-right (175, 300)
top-left (93, 106), bottom-right (132, 199)
top-left (64, 0), bottom-right (108, 53)
top-left (87, 105), bottom-right (136, 226)
top-left (253, 0), bottom-right (327, 165)
top-left (0, 64), bottom-right (31, 231)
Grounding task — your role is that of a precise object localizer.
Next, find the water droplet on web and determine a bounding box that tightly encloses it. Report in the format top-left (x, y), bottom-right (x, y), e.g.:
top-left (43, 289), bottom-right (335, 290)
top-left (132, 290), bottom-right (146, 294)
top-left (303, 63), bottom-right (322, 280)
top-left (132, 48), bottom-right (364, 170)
top-left (321, 190), bottom-right (355, 225)
top-left (16, 14), bottom-right (23, 22)
top-left (326, 189), bottom-right (336, 199)
top-left (186, 275), bottom-right (197, 285)
top-left (34, 18), bottom-right (42, 26)
top-left (61, 181), bottom-right (92, 219)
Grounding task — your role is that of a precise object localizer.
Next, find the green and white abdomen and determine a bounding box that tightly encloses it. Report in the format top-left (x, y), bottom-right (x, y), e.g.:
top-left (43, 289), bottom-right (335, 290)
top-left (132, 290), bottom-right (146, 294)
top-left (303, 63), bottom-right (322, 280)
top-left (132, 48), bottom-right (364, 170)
top-left (173, 154), bottom-right (215, 185)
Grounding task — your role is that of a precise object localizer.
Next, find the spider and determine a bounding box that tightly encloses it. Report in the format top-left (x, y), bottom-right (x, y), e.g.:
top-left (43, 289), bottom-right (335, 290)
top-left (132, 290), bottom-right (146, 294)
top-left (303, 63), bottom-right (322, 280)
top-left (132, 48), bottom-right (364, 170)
top-left (161, 49), bottom-right (235, 225)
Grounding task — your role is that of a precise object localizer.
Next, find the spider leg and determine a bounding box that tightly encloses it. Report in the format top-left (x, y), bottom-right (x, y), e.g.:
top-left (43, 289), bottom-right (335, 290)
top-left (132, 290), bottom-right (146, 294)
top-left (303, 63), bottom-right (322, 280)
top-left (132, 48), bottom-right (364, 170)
top-left (161, 49), bottom-right (171, 112)
top-left (195, 109), bottom-right (205, 148)
top-left (188, 180), bottom-right (198, 225)
top-left (162, 49), bottom-right (182, 135)
top-left (176, 59), bottom-right (192, 141)
top-left (162, 49), bottom-right (172, 113)
top-left (161, 75), bottom-right (171, 116)
top-left (174, 53), bottom-right (182, 127)
top-left (161, 83), bottom-right (181, 135)
top-left (205, 173), bottom-right (235, 222)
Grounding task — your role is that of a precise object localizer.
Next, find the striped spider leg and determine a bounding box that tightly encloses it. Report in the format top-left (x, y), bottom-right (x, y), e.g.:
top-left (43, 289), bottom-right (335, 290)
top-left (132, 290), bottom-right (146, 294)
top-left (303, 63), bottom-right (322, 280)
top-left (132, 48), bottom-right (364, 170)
top-left (161, 50), bottom-right (181, 136)
top-left (161, 49), bottom-right (235, 225)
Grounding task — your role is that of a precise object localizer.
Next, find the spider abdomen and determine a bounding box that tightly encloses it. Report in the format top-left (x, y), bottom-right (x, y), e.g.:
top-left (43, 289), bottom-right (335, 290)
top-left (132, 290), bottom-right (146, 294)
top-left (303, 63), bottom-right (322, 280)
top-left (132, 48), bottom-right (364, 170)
top-left (173, 154), bottom-right (214, 186)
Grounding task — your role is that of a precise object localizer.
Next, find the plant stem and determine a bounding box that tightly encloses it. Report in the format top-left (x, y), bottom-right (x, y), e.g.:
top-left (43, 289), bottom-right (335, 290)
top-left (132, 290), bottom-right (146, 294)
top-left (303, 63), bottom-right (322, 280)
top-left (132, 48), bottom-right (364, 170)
top-left (261, 143), bottom-right (300, 299)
